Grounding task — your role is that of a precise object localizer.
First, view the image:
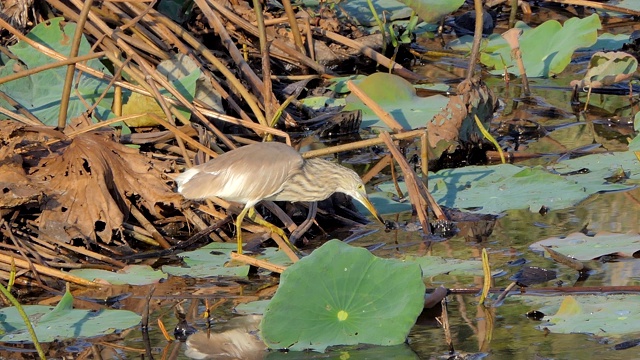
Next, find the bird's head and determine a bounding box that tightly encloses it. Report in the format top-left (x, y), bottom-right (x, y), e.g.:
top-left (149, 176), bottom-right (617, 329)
top-left (336, 170), bottom-right (384, 224)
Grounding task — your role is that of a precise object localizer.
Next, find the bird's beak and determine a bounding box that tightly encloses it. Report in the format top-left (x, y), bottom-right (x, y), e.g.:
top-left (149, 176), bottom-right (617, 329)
top-left (353, 191), bottom-right (384, 224)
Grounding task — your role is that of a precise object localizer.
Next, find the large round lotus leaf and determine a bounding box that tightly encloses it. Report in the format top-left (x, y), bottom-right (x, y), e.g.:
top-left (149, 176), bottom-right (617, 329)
top-left (343, 72), bottom-right (450, 129)
top-left (260, 240), bottom-right (425, 352)
top-left (0, 18), bottom-right (113, 125)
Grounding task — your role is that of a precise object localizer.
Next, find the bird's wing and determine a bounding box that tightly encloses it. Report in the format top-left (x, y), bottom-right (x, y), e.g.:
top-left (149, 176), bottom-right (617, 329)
top-left (178, 143), bottom-right (304, 205)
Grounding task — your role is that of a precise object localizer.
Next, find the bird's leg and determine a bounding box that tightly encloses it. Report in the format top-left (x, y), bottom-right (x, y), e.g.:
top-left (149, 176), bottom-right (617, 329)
top-left (247, 207), bottom-right (298, 253)
top-left (290, 201), bottom-right (318, 244)
top-left (235, 206), bottom-right (252, 254)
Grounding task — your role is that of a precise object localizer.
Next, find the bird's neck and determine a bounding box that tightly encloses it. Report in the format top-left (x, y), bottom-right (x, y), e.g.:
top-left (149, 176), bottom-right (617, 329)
top-left (270, 158), bottom-right (345, 202)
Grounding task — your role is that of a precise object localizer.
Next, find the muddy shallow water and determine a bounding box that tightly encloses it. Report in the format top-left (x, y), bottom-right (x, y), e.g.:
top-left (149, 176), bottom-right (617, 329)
top-left (95, 185), bottom-right (640, 359)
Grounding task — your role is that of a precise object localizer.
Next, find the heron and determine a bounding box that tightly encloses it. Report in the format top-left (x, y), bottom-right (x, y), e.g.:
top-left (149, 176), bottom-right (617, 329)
top-left (175, 142), bottom-right (383, 254)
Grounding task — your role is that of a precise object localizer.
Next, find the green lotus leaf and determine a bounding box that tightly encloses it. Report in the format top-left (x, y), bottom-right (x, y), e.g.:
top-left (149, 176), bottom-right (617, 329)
top-left (449, 14), bottom-right (601, 77)
top-left (370, 151), bottom-right (640, 215)
top-left (570, 51), bottom-right (638, 89)
top-left (0, 18), bottom-right (112, 125)
top-left (0, 288), bottom-right (140, 342)
top-left (525, 295), bottom-right (640, 336)
top-left (70, 265), bottom-right (167, 285)
top-left (261, 240), bottom-right (425, 352)
top-left (530, 232), bottom-right (640, 260)
top-left (161, 242), bottom-right (250, 277)
top-left (343, 72), bottom-right (450, 130)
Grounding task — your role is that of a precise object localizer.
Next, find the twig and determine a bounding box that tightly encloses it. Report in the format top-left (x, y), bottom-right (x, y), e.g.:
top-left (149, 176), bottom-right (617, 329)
top-left (466, 0), bottom-right (484, 80)
top-left (502, 28), bottom-right (530, 95)
top-left (143, 71), bottom-right (193, 167)
top-left (207, 0), bottom-right (327, 74)
top-left (0, 52), bottom-right (105, 86)
top-left (313, 27), bottom-right (424, 81)
top-left (0, 280), bottom-right (46, 359)
top-left (380, 132), bottom-right (431, 234)
top-left (230, 252), bottom-right (287, 273)
top-left (0, 253), bottom-right (100, 286)
top-left (193, 0), bottom-right (272, 126)
top-left (440, 297), bottom-right (454, 354)
top-left (302, 128), bottom-right (426, 158)
top-left (253, 0), bottom-right (275, 123)
top-left (362, 154), bottom-right (392, 184)
top-left (282, 0), bottom-right (305, 54)
top-left (59, 0), bottom-right (94, 131)
top-left (127, 200), bottom-right (172, 249)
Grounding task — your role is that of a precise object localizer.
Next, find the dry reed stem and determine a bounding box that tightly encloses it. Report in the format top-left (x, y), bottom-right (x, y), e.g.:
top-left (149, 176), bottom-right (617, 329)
top-left (380, 131), bottom-right (431, 234)
top-left (302, 128), bottom-right (426, 158)
top-left (230, 252), bottom-right (287, 273)
top-left (58, 0), bottom-right (94, 130)
top-left (362, 154), bottom-right (392, 184)
top-left (206, 0), bottom-right (327, 74)
top-left (194, 0), bottom-right (275, 126)
top-left (312, 27), bottom-right (424, 81)
top-left (0, 253), bottom-right (100, 286)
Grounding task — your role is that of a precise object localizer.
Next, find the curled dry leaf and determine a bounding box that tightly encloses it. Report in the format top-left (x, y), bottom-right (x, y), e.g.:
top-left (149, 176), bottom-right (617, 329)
top-left (32, 131), bottom-right (182, 243)
top-left (427, 77), bottom-right (499, 159)
top-left (570, 51), bottom-right (638, 89)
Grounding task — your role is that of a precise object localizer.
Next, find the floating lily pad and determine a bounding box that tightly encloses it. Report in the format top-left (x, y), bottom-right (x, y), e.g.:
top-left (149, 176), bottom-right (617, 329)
top-left (629, 113), bottom-right (640, 151)
top-left (261, 240), bottom-right (425, 352)
top-left (256, 247), bottom-right (295, 267)
top-left (343, 72), bottom-right (450, 130)
top-left (300, 96), bottom-right (346, 111)
top-left (235, 300), bottom-right (271, 315)
top-left (0, 288), bottom-right (140, 343)
top-left (429, 164), bottom-right (609, 214)
top-left (0, 18), bottom-right (112, 125)
top-left (70, 265), bottom-right (167, 285)
top-left (162, 243), bottom-right (250, 277)
top-left (550, 151), bottom-right (640, 189)
top-left (534, 295), bottom-right (640, 336)
top-left (570, 51), bottom-right (638, 89)
top-left (405, 255), bottom-right (487, 278)
top-left (605, 0), bottom-right (640, 13)
top-left (326, 75), bottom-right (366, 94)
top-left (360, 191), bottom-right (413, 215)
top-left (530, 232), bottom-right (640, 260)
top-left (581, 33), bottom-right (631, 52)
top-left (265, 343), bottom-right (420, 359)
top-left (373, 151), bottom-right (638, 215)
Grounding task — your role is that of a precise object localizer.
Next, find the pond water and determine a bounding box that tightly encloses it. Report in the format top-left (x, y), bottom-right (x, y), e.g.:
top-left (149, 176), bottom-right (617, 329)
top-left (93, 187), bottom-right (640, 359)
top-left (44, 33), bottom-right (640, 360)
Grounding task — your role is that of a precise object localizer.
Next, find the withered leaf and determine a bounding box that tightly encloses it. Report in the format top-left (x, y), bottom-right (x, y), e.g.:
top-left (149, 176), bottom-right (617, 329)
top-left (33, 132), bottom-right (181, 243)
top-left (0, 137), bottom-right (43, 214)
top-left (427, 77), bottom-right (498, 159)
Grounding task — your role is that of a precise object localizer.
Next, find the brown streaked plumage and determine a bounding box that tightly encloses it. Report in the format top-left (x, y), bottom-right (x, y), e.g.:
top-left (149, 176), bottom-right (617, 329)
top-left (175, 142), bottom-right (383, 254)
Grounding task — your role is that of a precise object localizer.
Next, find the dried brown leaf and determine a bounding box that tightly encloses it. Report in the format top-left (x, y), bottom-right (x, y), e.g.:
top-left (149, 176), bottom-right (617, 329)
top-left (427, 77), bottom-right (498, 159)
top-left (32, 131), bottom-right (181, 243)
top-left (0, 122), bottom-right (43, 213)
